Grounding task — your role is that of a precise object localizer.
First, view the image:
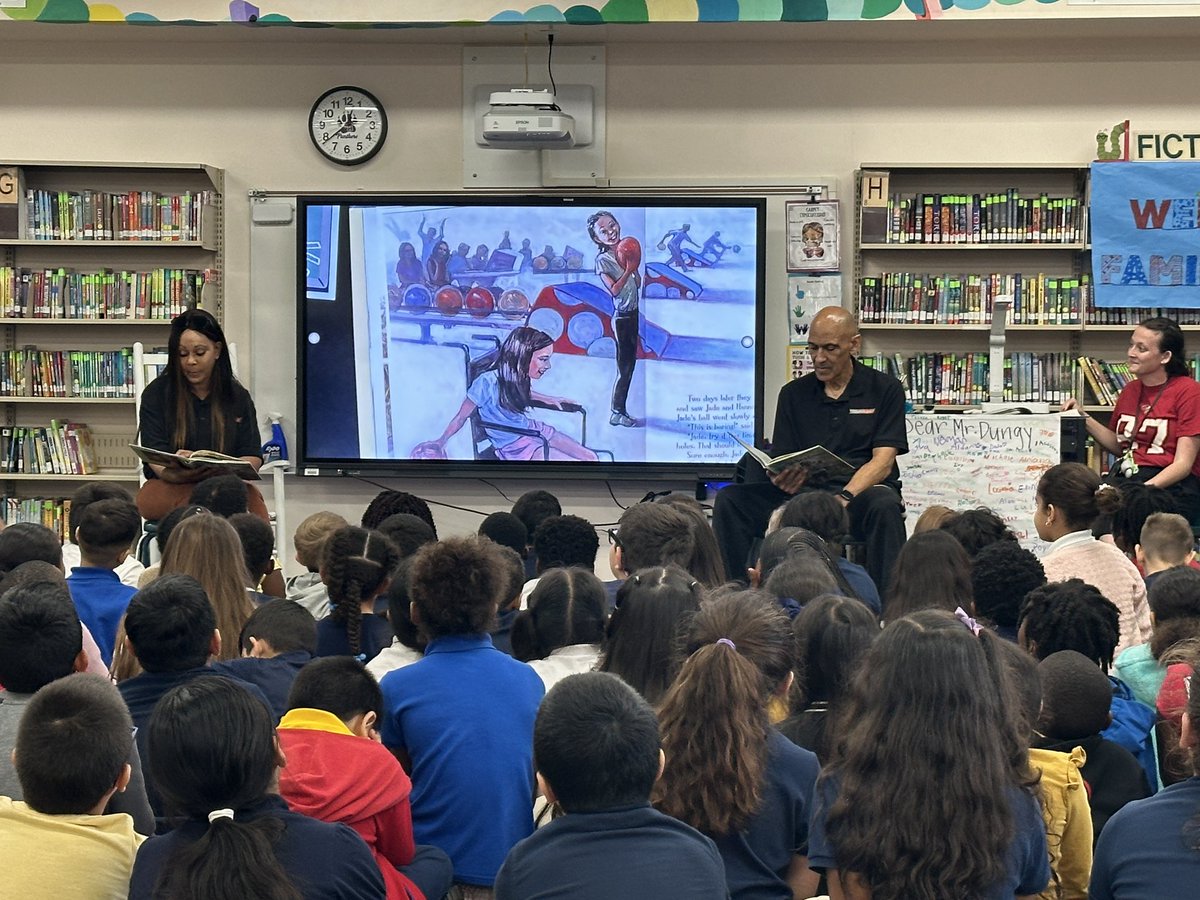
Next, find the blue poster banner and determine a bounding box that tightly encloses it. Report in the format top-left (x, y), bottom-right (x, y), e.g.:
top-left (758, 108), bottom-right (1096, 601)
top-left (1092, 161), bottom-right (1200, 308)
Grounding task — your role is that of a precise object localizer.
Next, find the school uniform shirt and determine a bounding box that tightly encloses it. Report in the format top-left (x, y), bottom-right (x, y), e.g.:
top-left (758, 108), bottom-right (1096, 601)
top-left (0, 796), bottom-right (144, 900)
top-left (66, 566), bottom-right (138, 667)
top-left (315, 614), bottom-right (394, 663)
top-left (278, 708), bottom-right (426, 900)
top-left (128, 795), bottom-right (386, 900)
top-left (1089, 776), bottom-right (1200, 900)
top-left (835, 558), bottom-right (881, 614)
top-left (118, 668), bottom-right (271, 818)
top-left (494, 803), bottom-right (729, 900)
top-left (209, 649), bottom-right (314, 722)
top-left (807, 775), bottom-right (1050, 899)
top-left (526, 643), bottom-right (602, 693)
top-left (708, 730), bottom-right (820, 900)
top-left (380, 633), bottom-right (544, 887)
top-left (61, 542), bottom-right (145, 588)
top-left (364, 639), bottom-right (423, 683)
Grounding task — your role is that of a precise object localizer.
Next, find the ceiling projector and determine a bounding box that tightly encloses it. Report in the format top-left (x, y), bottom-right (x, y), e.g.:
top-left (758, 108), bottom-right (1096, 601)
top-left (481, 89), bottom-right (576, 149)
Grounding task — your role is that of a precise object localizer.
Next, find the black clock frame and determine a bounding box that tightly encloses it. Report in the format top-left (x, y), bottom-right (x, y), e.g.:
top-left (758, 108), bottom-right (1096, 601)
top-left (308, 85), bottom-right (388, 167)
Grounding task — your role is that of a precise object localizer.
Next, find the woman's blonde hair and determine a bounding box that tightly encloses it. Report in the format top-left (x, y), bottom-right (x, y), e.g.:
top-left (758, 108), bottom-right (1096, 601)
top-left (161, 514), bottom-right (254, 662)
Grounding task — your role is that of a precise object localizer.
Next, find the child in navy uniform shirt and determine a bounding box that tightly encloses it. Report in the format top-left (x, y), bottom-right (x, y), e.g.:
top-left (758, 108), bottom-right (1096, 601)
top-left (495, 672), bottom-right (727, 900)
top-left (315, 527), bottom-right (399, 663)
top-left (210, 597), bottom-right (317, 721)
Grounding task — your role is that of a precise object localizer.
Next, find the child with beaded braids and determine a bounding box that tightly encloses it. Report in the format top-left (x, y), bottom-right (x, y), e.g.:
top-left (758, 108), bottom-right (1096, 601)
top-left (315, 526), bottom-right (400, 663)
top-left (654, 587), bottom-right (821, 900)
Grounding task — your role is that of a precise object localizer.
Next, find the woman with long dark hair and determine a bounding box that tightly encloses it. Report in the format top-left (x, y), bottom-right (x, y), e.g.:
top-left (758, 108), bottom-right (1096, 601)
top-left (809, 609), bottom-right (1049, 900)
top-left (1064, 316), bottom-right (1200, 521)
top-left (136, 308), bottom-right (266, 520)
top-left (421, 326), bottom-right (596, 461)
top-left (654, 588), bottom-right (821, 899)
top-left (129, 676), bottom-right (385, 899)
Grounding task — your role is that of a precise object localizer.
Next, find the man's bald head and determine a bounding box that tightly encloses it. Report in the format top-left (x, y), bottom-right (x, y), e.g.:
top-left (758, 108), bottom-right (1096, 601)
top-left (807, 306), bottom-right (860, 385)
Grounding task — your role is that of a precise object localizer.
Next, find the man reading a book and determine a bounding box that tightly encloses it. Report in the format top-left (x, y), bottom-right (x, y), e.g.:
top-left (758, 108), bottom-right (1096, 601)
top-left (713, 306), bottom-right (907, 591)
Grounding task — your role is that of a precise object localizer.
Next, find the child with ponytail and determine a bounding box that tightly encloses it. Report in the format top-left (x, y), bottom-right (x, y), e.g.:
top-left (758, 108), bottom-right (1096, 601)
top-left (129, 675), bottom-right (385, 900)
top-left (654, 588), bottom-right (821, 900)
top-left (316, 526), bottom-right (400, 663)
top-left (809, 609), bottom-right (1050, 900)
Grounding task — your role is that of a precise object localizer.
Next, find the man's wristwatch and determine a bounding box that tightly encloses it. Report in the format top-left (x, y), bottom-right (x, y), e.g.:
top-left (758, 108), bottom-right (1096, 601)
top-left (836, 489), bottom-right (855, 503)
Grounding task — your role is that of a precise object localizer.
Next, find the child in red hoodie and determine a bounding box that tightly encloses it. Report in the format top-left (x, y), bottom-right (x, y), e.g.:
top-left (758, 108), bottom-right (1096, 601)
top-left (278, 657), bottom-right (454, 900)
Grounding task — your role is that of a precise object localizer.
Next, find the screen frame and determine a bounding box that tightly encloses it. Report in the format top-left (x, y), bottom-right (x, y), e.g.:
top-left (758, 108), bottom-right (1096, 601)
top-left (295, 193), bottom-right (767, 481)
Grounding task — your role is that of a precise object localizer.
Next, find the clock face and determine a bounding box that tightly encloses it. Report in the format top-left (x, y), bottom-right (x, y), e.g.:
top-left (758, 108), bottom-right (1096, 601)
top-left (309, 86), bottom-right (388, 166)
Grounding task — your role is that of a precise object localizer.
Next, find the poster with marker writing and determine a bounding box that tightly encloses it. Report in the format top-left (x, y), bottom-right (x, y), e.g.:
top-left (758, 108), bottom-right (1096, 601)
top-left (1091, 161), bottom-right (1200, 308)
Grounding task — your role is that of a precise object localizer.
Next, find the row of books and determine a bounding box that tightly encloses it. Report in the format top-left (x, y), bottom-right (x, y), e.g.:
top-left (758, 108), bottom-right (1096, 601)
top-left (0, 347), bottom-right (135, 398)
top-left (0, 266), bottom-right (207, 320)
top-left (1, 496), bottom-right (72, 543)
top-left (867, 191), bottom-right (1085, 244)
top-left (1078, 358), bottom-right (1132, 406)
top-left (858, 272), bottom-right (1090, 326)
top-left (0, 421), bottom-right (99, 476)
top-left (860, 351), bottom-right (1084, 407)
top-left (22, 188), bottom-right (211, 242)
top-left (1088, 307), bottom-right (1200, 327)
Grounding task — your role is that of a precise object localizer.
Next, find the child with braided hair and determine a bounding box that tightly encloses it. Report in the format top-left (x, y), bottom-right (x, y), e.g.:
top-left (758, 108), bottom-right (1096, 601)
top-left (1019, 579), bottom-right (1159, 793)
top-left (315, 526), bottom-right (400, 663)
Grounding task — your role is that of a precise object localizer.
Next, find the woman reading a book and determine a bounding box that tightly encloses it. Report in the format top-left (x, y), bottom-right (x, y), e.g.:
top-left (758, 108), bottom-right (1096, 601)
top-left (136, 308), bottom-right (267, 521)
top-left (1063, 316), bottom-right (1200, 522)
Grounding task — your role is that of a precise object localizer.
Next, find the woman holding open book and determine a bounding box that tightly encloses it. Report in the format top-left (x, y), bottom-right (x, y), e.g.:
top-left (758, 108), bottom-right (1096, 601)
top-left (1063, 316), bottom-right (1200, 522)
top-left (135, 308), bottom-right (267, 521)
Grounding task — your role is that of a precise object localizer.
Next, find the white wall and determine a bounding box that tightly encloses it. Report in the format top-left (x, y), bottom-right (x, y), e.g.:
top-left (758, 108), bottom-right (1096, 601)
top-left (1, 20), bottom-right (1193, 573)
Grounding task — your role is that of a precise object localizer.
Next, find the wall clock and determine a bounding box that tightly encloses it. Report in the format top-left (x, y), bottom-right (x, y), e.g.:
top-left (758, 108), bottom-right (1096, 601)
top-left (309, 86), bottom-right (388, 166)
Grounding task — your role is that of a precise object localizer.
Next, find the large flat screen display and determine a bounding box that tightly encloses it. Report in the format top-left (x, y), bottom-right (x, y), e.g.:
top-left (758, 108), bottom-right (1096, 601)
top-left (298, 195), bottom-right (765, 477)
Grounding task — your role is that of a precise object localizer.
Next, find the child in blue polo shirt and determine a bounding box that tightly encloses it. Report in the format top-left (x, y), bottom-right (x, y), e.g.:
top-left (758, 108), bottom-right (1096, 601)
top-left (495, 671), bottom-right (727, 900)
top-left (65, 497), bottom-right (141, 666)
top-left (380, 536), bottom-right (544, 894)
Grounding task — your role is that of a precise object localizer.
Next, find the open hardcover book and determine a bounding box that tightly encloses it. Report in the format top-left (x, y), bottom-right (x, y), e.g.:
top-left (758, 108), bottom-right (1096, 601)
top-left (728, 433), bottom-right (856, 480)
top-left (130, 445), bottom-right (262, 481)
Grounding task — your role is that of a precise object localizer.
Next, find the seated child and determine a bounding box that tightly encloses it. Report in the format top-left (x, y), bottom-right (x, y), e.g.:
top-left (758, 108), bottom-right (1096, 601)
top-left (381, 536), bottom-right (544, 892)
top-left (278, 657), bottom-right (453, 900)
top-left (0, 580), bottom-right (154, 834)
top-left (366, 558), bottom-right (426, 683)
top-left (1115, 514), bottom-right (1197, 707)
top-left (315, 526), bottom-right (399, 662)
top-left (117, 574), bottom-right (270, 818)
top-left (999, 641), bottom-right (1092, 900)
top-left (510, 568), bottom-right (607, 692)
top-left (494, 671), bottom-right (727, 899)
top-left (362, 489), bottom-right (437, 537)
top-left (478, 511), bottom-right (528, 560)
top-left (286, 510), bottom-right (348, 618)
top-left (1020, 579), bottom-right (1159, 790)
top-left (129, 676), bottom-right (385, 899)
top-left (188, 472), bottom-right (248, 518)
top-left (970, 540), bottom-right (1046, 643)
top-left (60, 481), bottom-right (144, 587)
top-left (66, 497), bottom-right (141, 665)
top-left (0, 559), bottom-right (108, 678)
top-left (375, 514), bottom-right (436, 560)
top-left (1134, 511), bottom-right (1194, 591)
top-left (1034, 650), bottom-right (1152, 842)
top-left (133, 504), bottom-right (208, 589)
top-left (0, 522), bottom-right (64, 573)
top-left (210, 598), bottom-right (317, 721)
top-left (0, 674), bottom-right (143, 898)
top-left (229, 512), bottom-right (281, 602)
top-left (490, 545), bottom-right (527, 656)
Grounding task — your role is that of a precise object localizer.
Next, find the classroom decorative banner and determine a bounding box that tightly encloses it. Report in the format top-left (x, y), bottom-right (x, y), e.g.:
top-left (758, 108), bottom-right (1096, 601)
top-left (1092, 161), bottom-right (1200, 308)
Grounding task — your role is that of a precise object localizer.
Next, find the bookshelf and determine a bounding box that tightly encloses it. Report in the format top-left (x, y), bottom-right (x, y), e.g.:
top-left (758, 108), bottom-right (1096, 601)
top-left (0, 161), bottom-right (223, 514)
top-left (854, 163), bottom-right (1094, 411)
